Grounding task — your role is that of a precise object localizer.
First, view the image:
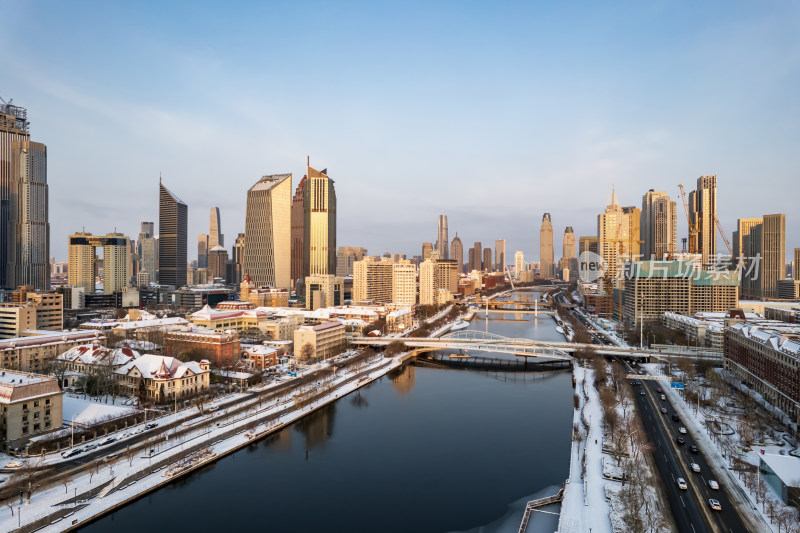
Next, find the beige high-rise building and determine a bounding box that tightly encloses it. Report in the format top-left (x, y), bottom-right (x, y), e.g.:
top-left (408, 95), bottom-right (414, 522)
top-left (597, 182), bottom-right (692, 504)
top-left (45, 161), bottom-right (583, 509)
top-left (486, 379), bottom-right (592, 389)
top-left (540, 213), bottom-right (554, 278)
top-left (598, 189), bottom-right (640, 291)
top-left (795, 248), bottom-right (800, 279)
top-left (689, 175), bottom-right (717, 268)
top-left (451, 234), bottom-right (464, 274)
top-left (579, 236), bottom-right (599, 255)
top-left (303, 163), bottom-right (336, 277)
top-left (102, 233), bottom-right (131, 294)
top-left (337, 246), bottom-right (368, 277)
top-left (495, 239), bottom-right (506, 272)
top-left (68, 232), bottom-right (130, 294)
top-left (514, 251), bottom-right (525, 278)
top-left (470, 242), bottom-right (482, 272)
top-left (353, 257), bottom-right (393, 303)
top-left (641, 190), bottom-right (677, 259)
top-left (290, 176), bottom-right (306, 286)
top-left (209, 207), bottom-right (223, 248)
top-left (391, 260), bottom-right (417, 305)
top-left (562, 227), bottom-right (576, 260)
top-left (422, 242), bottom-right (433, 261)
top-left (243, 174), bottom-right (291, 289)
top-left (483, 247), bottom-right (492, 272)
top-left (419, 259), bottom-right (457, 306)
top-left (436, 215), bottom-right (449, 259)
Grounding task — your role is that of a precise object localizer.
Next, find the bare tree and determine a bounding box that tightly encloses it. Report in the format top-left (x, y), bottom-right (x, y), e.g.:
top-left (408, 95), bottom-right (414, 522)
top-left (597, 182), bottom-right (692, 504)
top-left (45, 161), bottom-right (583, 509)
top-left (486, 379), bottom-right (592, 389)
top-left (300, 343), bottom-right (315, 363)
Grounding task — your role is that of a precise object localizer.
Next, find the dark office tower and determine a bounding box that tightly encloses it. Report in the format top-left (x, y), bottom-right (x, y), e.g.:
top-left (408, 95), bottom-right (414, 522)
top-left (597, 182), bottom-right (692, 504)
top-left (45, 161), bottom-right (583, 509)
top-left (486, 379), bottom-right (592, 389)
top-left (468, 247), bottom-right (475, 272)
top-left (689, 175), bottom-right (717, 268)
top-left (450, 233), bottom-right (464, 274)
top-left (471, 242), bottom-right (482, 271)
top-left (158, 179), bottom-right (188, 288)
top-left (232, 233), bottom-right (245, 285)
top-left (436, 215), bottom-right (449, 259)
top-left (483, 247), bottom-right (492, 272)
top-left (291, 175), bottom-right (306, 286)
top-left (303, 161), bottom-right (336, 277)
top-left (1, 101), bottom-right (34, 288)
top-left (7, 140), bottom-right (49, 289)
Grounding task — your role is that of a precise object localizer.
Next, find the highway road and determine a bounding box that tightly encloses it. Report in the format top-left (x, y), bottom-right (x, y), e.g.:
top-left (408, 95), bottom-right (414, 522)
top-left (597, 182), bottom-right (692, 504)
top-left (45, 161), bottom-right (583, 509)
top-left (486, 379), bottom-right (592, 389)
top-left (628, 362), bottom-right (752, 533)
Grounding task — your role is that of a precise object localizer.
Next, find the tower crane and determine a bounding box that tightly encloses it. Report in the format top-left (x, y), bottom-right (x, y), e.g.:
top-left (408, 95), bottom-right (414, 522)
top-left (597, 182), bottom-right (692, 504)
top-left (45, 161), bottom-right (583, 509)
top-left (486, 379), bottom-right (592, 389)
top-left (714, 216), bottom-right (733, 255)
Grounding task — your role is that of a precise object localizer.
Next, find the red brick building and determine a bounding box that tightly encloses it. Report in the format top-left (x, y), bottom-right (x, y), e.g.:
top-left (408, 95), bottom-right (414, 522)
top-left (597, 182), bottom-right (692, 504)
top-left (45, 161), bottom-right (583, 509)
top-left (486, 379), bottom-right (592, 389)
top-left (165, 329), bottom-right (241, 368)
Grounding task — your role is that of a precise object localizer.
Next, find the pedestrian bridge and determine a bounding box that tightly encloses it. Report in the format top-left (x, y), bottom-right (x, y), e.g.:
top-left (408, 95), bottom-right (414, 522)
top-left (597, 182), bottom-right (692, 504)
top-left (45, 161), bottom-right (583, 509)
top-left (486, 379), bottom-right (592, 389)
top-left (351, 330), bottom-right (722, 362)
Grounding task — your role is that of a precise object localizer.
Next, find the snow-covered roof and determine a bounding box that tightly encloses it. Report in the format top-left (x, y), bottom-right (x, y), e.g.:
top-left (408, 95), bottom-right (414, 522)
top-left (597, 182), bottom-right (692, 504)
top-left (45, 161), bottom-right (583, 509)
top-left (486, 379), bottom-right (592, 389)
top-left (113, 317), bottom-right (188, 330)
top-left (245, 345), bottom-right (278, 355)
top-left (58, 344), bottom-right (140, 367)
top-left (760, 453), bottom-right (800, 487)
top-left (115, 354), bottom-right (208, 381)
top-left (190, 304), bottom-right (267, 321)
top-left (729, 323), bottom-right (800, 358)
top-left (387, 308), bottom-right (411, 317)
top-left (0, 329), bottom-right (104, 351)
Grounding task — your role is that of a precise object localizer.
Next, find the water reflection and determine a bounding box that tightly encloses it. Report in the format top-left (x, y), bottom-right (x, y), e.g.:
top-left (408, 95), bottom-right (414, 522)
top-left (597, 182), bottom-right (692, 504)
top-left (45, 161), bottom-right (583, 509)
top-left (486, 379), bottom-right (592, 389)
top-left (390, 364), bottom-right (416, 395)
top-left (293, 402), bottom-right (336, 449)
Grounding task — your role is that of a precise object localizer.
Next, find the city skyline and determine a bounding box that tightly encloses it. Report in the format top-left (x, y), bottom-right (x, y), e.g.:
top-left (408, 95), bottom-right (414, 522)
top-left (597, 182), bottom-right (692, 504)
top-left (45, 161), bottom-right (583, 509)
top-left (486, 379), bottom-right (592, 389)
top-left (2, 1), bottom-right (797, 263)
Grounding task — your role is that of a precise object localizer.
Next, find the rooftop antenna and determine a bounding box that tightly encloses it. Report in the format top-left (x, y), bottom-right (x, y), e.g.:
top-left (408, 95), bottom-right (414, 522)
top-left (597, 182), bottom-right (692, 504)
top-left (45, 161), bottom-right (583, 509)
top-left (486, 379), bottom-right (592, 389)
top-left (307, 155), bottom-right (310, 167)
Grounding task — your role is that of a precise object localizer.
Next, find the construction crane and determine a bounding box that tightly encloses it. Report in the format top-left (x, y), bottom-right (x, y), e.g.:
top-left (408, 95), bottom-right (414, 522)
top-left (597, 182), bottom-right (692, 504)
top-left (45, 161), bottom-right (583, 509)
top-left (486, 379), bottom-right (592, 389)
top-left (714, 216), bottom-right (733, 255)
top-left (678, 184), bottom-right (699, 254)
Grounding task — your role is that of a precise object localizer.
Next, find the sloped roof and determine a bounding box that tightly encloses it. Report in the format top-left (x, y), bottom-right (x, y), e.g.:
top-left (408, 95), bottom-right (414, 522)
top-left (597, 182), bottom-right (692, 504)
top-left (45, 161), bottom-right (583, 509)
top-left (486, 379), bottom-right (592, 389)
top-left (115, 353), bottom-right (207, 381)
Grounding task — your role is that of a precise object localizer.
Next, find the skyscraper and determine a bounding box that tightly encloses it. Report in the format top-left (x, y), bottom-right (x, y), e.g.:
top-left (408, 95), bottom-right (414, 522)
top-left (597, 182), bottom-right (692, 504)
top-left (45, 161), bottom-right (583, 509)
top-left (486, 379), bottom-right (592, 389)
top-left (451, 234), bottom-right (464, 274)
top-left (158, 179), bottom-right (188, 288)
top-left (68, 232), bottom-right (130, 294)
top-left (471, 242), bottom-right (482, 272)
top-left (494, 239), bottom-right (506, 272)
top-left (641, 190), bottom-right (677, 260)
top-left (231, 233), bottom-right (245, 284)
top-left (336, 246), bottom-right (368, 277)
top-left (598, 188), bottom-right (639, 291)
top-left (422, 242), bottom-right (433, 261)
top-left (483, 247), bottom-right (492, 272)
top-left (436, 215), bottom-right (449, 259)
top-left (563, 227), bottom-right (575, 260)
top-left (208, 245), bottom-right (228, 281)
top-left (540, 213), bottom-right (554, 278)
top-left (1, 101), bottom-right (31, 289)
top-left (7, 140), bottom-right (49, 289)
top-left (209, 206), bottom-right (223, 248)
top-left (197, 234), bottom-right (209, 268)
top-left (514, 251), bottom-right (525, 278)
top-left (290, 176), bottom-right (306, 286)
top-left (243, 174), bottom-right (291, 289)
top-left (741, 214), bottom-right (786, 300)
top-left (303, 162), bottom-right (337, 277)
top-left (689, 175), bottom-right (717, 267)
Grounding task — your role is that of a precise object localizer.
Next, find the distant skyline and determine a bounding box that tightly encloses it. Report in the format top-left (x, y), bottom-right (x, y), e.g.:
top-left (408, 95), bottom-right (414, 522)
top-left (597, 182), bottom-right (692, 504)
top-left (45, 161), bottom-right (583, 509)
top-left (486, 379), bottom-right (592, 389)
top-left (2, 1), bottom-right (798, 264)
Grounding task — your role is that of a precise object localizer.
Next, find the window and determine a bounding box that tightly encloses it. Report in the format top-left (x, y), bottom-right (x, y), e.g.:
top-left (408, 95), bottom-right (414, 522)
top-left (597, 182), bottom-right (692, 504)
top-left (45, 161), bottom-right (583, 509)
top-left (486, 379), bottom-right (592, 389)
top-left (34, 412), bottom-right (40, 419)
top-left (45, 398), bottom-right (50, 405)
top-left (22, 403), bottom-right (28, 410)
top-left (22, 426), bottom-right (28, 434)
top-left (34, 400), bottom-right (39, 407)
top-left (45, 409), bottom-right (50, 416)
top-left (34, 423), bottom-right (40, 431)
top-left (22, 415), bottom-right (27, 422)
top-left (45, 421), bottom-right (51, 428)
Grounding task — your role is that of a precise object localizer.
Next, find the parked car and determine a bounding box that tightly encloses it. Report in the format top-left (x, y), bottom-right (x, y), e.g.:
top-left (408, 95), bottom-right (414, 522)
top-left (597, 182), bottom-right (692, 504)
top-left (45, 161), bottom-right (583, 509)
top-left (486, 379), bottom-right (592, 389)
top-left (679, 427), bottom-right (687, 434)
top-left (132, 427), bottom-right (144, 435)
top-left (708, 480), bottom-right (719, 490)
top-left (84, 443), bottom-right (98, 451)
top-left (691, 463), bottom-right (701, 473)
top-left (4, 462), bottom-right (22, 468)
top-left (676, 437), bottom-right (685, 445)
top-left (672, 414), bottom-right (680, 422)
top-left (61, 448), bottom-right (81, 459)
top-left (677, 477), bottom-right (688, 490)
top-left (709, 499), bottom-right (722, 511)
top-left (145, 422), bottom-right (158, 430)
top-left (689, 445), bottom-right (699, 454)
top-left (103, 453), bottom-right (118, 462)
top-left (99, 436), bottom-right (116, 446)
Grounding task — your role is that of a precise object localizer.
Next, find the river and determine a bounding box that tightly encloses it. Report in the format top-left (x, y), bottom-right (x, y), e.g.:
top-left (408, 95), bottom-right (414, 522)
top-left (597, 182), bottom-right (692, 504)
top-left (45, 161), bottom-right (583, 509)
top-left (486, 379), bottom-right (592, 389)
top-left (82, 290), bottom-right (573, 532)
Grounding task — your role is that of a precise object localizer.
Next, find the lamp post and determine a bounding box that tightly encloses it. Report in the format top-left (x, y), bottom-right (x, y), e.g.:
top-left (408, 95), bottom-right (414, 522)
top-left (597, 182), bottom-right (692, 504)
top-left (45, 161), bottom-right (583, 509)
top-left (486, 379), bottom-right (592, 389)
top-left (70, 414), bottom-right (76, 449)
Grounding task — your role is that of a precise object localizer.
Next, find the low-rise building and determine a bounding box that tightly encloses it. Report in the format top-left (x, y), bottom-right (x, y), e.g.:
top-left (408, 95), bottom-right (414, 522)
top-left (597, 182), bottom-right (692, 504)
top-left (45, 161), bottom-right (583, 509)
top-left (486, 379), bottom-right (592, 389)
top-left (0, 289), bottom-right (63, 339)
top-left (294, 322), bottom-right (345, 363)
top-left (0, 370), bottom-right (63, 451)
top-left (56, 343), bottom-right (141, 387)
top-left (0, 329), bottom-right (106, 373)
top-left (241, 345), bottom-right (279, 371)
top-left (114, 354), bottom-right (211, 401)
top-left (188, 305), bottom-right (270, 333)
top-left (776, 280), bottom-right (800, 300)
top-left (386, 308), bottom-right (412, 333)
top-left (165, 328), bottom-right (240, 367)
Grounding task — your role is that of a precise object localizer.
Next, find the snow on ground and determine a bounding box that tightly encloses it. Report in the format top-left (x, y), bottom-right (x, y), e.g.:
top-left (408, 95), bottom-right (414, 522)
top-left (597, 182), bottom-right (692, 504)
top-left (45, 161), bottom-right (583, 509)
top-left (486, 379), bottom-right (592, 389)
top-left (61, 396), bottom-right (136, 426)
top-left (642, 363), bottom-right (776, 532)
top-left (1, 355), bottom-right (402, 532)
top-left (557, 363), bottom-right (612, 533)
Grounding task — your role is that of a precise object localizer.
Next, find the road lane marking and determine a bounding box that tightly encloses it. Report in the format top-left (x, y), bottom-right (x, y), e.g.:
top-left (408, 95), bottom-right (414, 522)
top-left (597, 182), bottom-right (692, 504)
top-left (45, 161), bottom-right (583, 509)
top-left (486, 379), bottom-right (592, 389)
top-left (680, 495), bottom-right (686, 507)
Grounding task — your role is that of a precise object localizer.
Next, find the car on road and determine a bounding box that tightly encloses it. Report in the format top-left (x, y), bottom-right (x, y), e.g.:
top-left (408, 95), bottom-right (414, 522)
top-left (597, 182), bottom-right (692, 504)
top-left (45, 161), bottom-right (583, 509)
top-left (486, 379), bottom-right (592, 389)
top-left (708, 480), bottom-right (719, 490)
top-left (689, 445), bottom-right (699, 454)
top-left (145, 422), bottom-right (158, 430)
top-left (103, 453), bottom-right (118, 462)
top-left (672, 414), bottom-right (680, 422)
top-left (4, 462), bottom-right (22, 468)
top-left (676, 437), bottom-right (685, 445)
top-left (709, 498), bottom-right (722, 511)
top-left (657, 388), bottom-right (663, 393)
top-left (61, 448), bottom-right (81, 459)
top-left (691, 463), bottom-right (701, 473)
top-left (660, 408), bottom-right (668, 414)
top-left (679, 427), bottom-right (687, 434)
top-left (660, 394), bottom-right (666, 401)
top-left (84, 443), bottom-right (98, 451)
top-left (99, 436), bottom-right (116, 446)
top-left (677, 477), bottom-right (688, 490)
top-left (640, 391), bottom-right (646, 396)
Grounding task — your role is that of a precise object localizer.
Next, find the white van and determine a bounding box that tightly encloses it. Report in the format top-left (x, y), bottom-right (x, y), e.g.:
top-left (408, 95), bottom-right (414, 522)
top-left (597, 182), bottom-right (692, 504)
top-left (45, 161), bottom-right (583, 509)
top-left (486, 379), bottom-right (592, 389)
top-left (708, 480), bottom-right (719, 490)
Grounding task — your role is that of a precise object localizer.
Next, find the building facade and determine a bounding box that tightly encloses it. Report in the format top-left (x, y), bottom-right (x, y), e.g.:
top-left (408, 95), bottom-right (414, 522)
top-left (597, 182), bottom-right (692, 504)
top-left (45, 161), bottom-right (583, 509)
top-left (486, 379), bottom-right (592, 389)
top-left (158, 180), bottom-right (188, 288)
top-left (68, 232), bottom-right (131, 294)
top-left (436, 215), bottom-right (449, 259)
top-left (540, 213), bottom-right (554, 278)
top-left (305, 274), bottom-right (344, 310)
top-left (243, 174), bottom-right (292, 289)
top-left (689, 175), bottom-right (717, 268)
top-left (294, 321), bottom-right (345, 362)
top-left (641, 190), bottom-right (677, 260)
top-left (303, 163), bottom-right (337, 277)
top-left (0, 371), bottom-right (62, 450)
top-left (336, 246), bottom-right (368, 277)
top-left (451, 234), bottom-right (464, 274)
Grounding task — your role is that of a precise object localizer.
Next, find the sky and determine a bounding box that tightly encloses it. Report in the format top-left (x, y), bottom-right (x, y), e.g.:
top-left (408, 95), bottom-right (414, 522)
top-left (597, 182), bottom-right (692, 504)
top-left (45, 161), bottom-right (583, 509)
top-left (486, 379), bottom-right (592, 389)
top-left (2, 0), bottom-right (798, 265)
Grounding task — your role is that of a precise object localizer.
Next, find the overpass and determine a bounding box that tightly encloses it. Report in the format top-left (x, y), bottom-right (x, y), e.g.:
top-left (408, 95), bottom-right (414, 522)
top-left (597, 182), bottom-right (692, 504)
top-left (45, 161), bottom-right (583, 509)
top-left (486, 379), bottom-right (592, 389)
top-left (351, 330), bottom-right (723, 362)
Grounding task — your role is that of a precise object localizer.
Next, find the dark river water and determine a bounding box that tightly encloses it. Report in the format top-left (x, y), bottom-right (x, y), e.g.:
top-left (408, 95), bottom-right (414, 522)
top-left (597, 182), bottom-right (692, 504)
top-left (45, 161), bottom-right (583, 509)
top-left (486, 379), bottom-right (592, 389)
top-left (82, 290), bottom-right (574, 533)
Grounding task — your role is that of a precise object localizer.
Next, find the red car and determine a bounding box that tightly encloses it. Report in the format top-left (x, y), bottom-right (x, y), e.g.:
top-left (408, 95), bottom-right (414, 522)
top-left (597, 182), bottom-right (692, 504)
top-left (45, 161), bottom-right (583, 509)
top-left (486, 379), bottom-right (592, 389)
top-left (657, 388), bottom-right (663, 393)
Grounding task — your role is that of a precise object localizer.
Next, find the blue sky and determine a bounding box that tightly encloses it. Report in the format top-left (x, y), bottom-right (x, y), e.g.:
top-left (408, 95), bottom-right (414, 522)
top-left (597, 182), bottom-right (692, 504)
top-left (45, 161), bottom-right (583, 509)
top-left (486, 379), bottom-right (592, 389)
top-left (2, 0), bottom-right (798, 265)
